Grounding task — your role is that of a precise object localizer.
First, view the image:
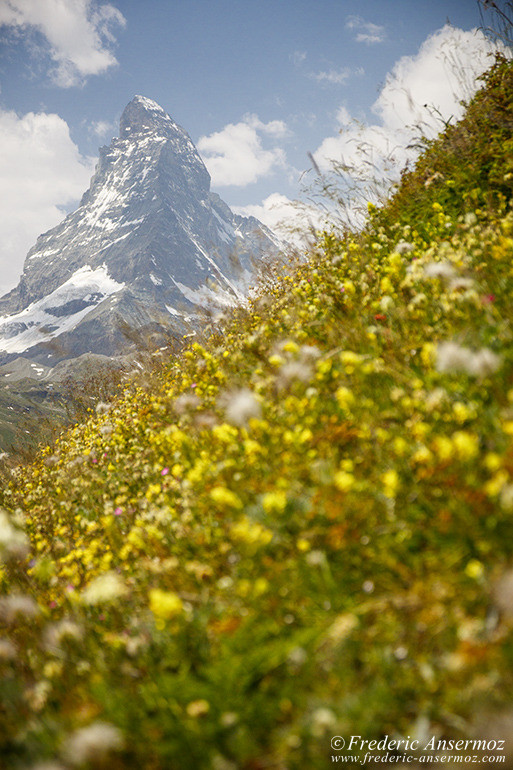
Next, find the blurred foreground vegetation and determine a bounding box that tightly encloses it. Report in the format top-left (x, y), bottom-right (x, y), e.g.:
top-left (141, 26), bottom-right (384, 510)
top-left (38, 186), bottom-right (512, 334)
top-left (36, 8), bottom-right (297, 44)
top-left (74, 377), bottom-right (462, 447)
top-left (3, 56), bottom-right (513, 769)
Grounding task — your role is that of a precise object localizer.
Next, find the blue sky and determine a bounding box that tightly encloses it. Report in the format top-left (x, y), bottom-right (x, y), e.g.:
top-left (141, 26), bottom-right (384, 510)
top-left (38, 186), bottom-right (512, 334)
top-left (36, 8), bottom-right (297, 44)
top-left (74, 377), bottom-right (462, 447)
top-left (0, 0), bottom-right (505, 294)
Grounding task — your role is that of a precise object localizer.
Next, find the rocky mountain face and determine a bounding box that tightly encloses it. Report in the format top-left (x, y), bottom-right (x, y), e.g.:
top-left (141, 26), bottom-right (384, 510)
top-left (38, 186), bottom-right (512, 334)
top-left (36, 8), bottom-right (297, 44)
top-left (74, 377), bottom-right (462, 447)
top-left (0, 95), bottom-right (280, 366)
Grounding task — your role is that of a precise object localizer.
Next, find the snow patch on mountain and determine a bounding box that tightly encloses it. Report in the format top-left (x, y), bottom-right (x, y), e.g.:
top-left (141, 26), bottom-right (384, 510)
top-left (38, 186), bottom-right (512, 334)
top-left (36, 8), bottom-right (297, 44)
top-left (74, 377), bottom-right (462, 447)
top-left (0, 265), bottom-right (124, 354)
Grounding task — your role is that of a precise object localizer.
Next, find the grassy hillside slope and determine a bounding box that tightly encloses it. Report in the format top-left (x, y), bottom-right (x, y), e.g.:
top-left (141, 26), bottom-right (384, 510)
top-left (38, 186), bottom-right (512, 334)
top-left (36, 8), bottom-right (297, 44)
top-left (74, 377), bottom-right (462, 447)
top-left (2, 56), bottom-right (513, 769)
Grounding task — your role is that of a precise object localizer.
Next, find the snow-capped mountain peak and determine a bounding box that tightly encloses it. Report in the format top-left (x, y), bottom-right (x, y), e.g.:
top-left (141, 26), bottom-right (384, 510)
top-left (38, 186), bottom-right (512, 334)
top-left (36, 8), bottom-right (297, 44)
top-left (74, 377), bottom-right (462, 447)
top-left (0, 96), bottom-right (280, 364)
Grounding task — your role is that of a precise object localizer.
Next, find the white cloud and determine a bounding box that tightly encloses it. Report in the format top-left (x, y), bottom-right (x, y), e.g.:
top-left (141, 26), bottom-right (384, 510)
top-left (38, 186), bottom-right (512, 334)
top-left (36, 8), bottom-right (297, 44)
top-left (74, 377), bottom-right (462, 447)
top-left (291, 50), bottom-right (307, 66)
top-left (346, 15), bottom-right (386, 45)
top-left (310, 67), bottom-right (363, 85)
top-left (0, 108), bottom-right (95, 295)
top-left (244, 113), bottom-right (289, 138)
top-left (336, 106), bottom-right (352, 126)
top-left (90, 119), bottom-right (115, 138)
top-left (197, 114), bottom-right (288, 187)
top-left (0, 0), bottom-right (126, 87)
top-left (234, 193), bottom-right (329, 248)
top-left (373, 25), bottom-right (503, 132)
top-left (234, 193), bottom-right (298, 231)
top-left (314, 26), bottom-right (507, 192)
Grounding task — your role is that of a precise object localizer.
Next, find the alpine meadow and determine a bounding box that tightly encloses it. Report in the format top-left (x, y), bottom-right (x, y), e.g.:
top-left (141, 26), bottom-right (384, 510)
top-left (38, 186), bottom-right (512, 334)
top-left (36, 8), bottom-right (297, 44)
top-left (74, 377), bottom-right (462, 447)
top-left (5, 26), bottom-right (513, 770)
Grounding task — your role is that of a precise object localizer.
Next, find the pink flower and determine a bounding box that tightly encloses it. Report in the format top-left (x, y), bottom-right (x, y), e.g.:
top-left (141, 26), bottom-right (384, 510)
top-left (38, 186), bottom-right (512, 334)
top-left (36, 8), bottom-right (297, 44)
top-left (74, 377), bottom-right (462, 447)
top-left (114, 507), bottom-right (123, 516)
top-left (161, 467), bottom-right (169, 476)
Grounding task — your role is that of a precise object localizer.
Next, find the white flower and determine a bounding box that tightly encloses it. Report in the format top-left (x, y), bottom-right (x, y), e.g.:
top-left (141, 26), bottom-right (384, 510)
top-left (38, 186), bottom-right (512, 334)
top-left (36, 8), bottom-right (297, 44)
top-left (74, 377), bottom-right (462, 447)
top-left (436, 342), bottom-right (501, 377)
top-left (95, 401), bottom-right (112, 415)
top-left (81, 572), bottom-right (128, 605)
top-left (395, 241), bottom-right (414, 255)
top-left (380, 295), bottom-right (394, 311)
top-left (220, 712), bottom-right (239, 728)
top-left (44, 620), bottom-right (83, 652)
top-left (299, 345), bottom-right (321, 362)
top-left (287, 647), bottom-right (308, 667)
top-left (0, 638), bottom-right (16, 660)
top-left (0, 509), bottom-right (29, 561)
top-left (471, 348), bottom-right (502, 377)
top-left (0, 593), bottom-right (39, 623)
top-left (448, 276), bottom-right (475, 291)
top-left (224, 389), bottom-right (261, 427)
top-left (493, 570), bottom-right (513, 618)
top-left (278, 361), bottom-right (313, 387)
top-left (500, 484), bottom-right (513, 512)
top-left (464, 212), bottom-right (477, 227)
top-left (310, 707), bottom-right (337, 736)
top-left (423, 261), bottom-right (456, 280)
top-left (63, 722), bottom-right (124, 766)
top-left (173, 393), bottom-right (201, 414)
top-left (424, 388), bottom-right (448, 410)
top-left (306, 550), bottom-right (326, 566)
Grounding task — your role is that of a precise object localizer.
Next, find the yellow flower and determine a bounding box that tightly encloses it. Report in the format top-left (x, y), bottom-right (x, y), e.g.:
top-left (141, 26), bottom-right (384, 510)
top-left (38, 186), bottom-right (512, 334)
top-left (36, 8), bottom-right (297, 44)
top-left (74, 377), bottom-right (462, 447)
top-left (186, 700), bottom-right (210, 717)
top-left (210, 486), bottom-right (243, 510)
top-left (432, 436), bottom-right (453, 461)
top-left (254, 577), bottom-right (269, 596)
top-left (145, 483), bottom-right (162, 502)
top-left (420, 343), bottom-right (435, 368)
top-left (262, 491), bottom-right (287, 514)
top-left (393, 437), bottom-right (409, 456)
top-left (335, 386), bottom-right (355, 409)
top-left (411, 421), bottom-right (429, 440)
top-left (380, 276), bottom-right (394, 294)
top-left (339, 351), bottom-right (362, 368)
top-left (230, 518), bottom-right (273, 546)
top-left (149, 589), bottom-right (183, 620)
top-left (382, 470), bottom-right (399, 497)
top-left (484, 470), bottom-right (509, 497)
top-left (483, 453), bottom-right (502, 472)
top-left (412, 446), bottom-right (433, 464)
top-left (316, 359), bottom-right (332, 377)
top-left (452, 431), bottom-right (479, 460)
top-left (334, 471), bottom-right (355, 493)
top-left (465, 560), bottom-right (484, 580)
top-left (453, 402), bottom-right (471, 423)
top-left (212, 423), bottom-right (239, 443)
top-left (282, 340), bottom-right (300, 354)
